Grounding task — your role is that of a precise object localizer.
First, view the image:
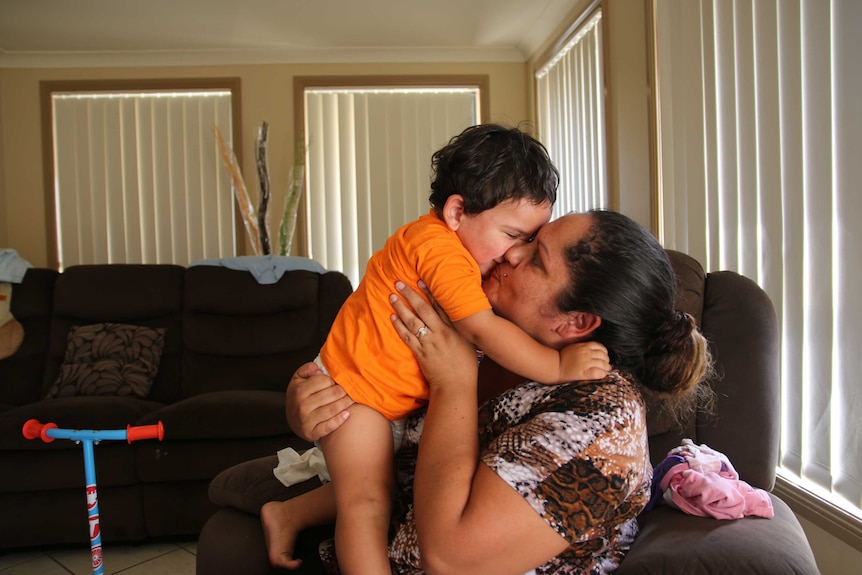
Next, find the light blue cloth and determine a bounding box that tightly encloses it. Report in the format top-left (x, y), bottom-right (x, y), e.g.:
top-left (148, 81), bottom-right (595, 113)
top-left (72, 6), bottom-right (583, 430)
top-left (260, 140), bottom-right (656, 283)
top-left (0, 249), bottom-right (32, 283)
top-left (189, 255), bottom-right (328, 284)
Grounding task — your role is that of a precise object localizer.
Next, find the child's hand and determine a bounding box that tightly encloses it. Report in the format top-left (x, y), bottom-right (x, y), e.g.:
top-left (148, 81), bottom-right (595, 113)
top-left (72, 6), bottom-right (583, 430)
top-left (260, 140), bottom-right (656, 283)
top-left (560, 341), bottom-right (611, 381)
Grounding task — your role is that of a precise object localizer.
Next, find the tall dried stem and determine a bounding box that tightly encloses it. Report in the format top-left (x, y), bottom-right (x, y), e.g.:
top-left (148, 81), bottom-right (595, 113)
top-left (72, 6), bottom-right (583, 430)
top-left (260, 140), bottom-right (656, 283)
top-left (214, 125), bottom-right (263, 255)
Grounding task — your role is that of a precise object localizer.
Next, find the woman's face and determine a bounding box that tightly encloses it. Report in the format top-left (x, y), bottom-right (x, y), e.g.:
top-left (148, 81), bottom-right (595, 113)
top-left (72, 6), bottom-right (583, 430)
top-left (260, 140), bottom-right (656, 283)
top-left (482, 213), bottom-right (591, 348)
top-left (455, 198), bottom-right (553, 277)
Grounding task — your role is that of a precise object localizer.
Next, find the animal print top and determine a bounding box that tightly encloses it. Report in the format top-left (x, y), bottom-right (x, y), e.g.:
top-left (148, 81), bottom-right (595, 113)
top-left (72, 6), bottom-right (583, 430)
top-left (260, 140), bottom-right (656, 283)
top-left (321, 371), bottom-right (651, 575)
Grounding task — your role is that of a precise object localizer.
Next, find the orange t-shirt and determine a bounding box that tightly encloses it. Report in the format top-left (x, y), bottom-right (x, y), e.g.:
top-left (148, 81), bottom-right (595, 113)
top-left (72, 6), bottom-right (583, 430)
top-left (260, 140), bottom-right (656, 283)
top-left (319, 211), bottom-right (491, 420)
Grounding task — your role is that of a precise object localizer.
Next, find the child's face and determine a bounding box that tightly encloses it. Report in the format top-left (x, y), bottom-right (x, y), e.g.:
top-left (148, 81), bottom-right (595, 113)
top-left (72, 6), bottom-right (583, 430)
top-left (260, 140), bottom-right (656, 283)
top-left (456, 199), bottom-right (552, 277)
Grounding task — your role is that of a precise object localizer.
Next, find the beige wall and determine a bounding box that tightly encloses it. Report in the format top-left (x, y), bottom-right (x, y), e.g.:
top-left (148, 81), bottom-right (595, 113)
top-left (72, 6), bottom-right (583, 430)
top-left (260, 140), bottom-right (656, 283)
top-left (0, 61), bottom-right (528, 267)
top-left (0, 71), bottom-right (7, 248)
top-left (525, 0), bottom-right (653, 231)
top-left (603, 0), bottom-right (653, 230)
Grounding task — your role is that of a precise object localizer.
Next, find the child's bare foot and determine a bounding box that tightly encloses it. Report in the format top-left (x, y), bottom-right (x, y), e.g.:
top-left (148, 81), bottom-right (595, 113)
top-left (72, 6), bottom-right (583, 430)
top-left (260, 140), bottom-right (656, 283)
top-left (261, 501), bottom-right (303, 569)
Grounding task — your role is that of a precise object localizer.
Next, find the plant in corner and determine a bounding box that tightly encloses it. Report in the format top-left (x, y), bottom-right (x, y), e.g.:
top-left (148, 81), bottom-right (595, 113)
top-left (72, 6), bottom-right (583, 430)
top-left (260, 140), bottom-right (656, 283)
top-left (214, 122), bottom-right (305, 256)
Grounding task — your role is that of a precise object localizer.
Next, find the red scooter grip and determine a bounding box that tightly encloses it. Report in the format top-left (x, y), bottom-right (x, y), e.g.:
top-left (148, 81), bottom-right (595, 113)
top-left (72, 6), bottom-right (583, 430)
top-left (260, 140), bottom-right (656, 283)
top-left (126, 421), bottom-right (164, 443)
top-left (22, 419), bottom-right (58, 443)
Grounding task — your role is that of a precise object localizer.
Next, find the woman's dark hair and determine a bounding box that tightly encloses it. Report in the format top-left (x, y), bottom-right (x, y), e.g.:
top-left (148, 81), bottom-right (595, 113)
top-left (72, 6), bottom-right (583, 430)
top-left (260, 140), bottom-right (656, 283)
top-left (428, 123), bottom-right (558, 215)
top-left (556, 210), bottom-right (713, 414)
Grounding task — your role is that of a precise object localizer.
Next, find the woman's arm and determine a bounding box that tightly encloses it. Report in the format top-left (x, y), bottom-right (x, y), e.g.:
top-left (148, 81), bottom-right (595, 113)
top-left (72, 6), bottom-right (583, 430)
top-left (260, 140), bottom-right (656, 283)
top-left (456, 309), bottom-right (609, 384)
top-left (390, 283), bottom-right (570, 575)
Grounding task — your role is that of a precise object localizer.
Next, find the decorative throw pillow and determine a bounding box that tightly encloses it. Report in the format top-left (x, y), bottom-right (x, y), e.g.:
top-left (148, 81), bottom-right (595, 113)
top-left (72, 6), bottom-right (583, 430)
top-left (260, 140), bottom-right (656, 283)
top-left (45, 322), bottom-right (166, 399)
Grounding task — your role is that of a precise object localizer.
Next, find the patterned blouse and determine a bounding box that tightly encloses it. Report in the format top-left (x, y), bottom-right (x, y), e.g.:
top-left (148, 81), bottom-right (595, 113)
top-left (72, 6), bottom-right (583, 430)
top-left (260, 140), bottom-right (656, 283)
top-left (322, 371), bottom-right (652, 575)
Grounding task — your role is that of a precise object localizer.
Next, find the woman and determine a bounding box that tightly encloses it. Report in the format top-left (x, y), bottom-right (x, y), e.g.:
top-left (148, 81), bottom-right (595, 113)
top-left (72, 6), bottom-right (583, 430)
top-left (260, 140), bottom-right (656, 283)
top-left (280, 210), bottom-right (712, 574)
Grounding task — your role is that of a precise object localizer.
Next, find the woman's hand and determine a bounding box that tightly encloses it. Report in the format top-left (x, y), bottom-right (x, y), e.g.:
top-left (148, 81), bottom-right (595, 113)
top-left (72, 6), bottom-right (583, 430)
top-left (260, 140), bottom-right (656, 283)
top-left (389, 281), bottom-right (478, 393)
top-left (285, 362), bottom-right (354, 442)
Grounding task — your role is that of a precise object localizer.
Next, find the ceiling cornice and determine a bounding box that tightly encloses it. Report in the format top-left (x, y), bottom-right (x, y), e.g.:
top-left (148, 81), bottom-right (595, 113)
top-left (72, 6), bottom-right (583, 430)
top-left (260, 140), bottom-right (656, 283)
top-left (0, 45), bottom-right (528, 69)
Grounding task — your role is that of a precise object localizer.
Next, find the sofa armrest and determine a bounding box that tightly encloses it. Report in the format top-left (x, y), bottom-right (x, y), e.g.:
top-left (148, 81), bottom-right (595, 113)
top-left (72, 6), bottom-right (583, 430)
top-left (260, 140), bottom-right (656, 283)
top-left (208, 455), bottom-right (321, 516)
top-left (699, 271), bottom-right (781, 491)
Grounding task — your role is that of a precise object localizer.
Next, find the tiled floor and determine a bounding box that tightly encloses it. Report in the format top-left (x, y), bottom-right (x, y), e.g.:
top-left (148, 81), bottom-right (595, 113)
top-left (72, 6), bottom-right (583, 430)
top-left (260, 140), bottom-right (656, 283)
top-left (0, 540), bottom-right (197, 574)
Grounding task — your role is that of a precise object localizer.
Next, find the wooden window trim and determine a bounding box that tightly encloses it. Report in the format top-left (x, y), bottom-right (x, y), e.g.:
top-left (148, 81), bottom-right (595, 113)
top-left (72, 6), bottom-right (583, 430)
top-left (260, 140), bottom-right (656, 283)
top-left (39, 77), bottom-right (242, 269)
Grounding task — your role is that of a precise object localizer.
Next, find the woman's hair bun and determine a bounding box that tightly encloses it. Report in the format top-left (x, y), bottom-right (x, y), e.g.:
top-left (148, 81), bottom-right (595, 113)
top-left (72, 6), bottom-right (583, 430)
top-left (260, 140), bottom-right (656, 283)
top-left (643, 311), bottom-right (712, 397)
top-left (648, 310), bottom-right (694, 355)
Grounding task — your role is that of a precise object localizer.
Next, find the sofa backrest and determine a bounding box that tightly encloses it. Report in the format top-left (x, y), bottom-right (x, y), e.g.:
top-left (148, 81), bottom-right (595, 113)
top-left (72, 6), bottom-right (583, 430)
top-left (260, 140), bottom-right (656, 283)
top-left (0, 269), bottom-right (59, 406)
top-left (181, 266), bottom-right (352, 397)
top-left (45, 264), bottom-right (186, 403)
top-left (647, 250), bottom-right (780, 491)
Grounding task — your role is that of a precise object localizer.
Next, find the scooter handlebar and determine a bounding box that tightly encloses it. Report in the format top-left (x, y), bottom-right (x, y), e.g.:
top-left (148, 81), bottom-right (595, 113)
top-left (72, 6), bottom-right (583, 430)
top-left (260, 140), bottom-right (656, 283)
top-left (126, 421), bottom-right (164, 443)
top-left (22, 419), bottom-right (58, 443)
top-left (22, 419), bottom-right (164, 443)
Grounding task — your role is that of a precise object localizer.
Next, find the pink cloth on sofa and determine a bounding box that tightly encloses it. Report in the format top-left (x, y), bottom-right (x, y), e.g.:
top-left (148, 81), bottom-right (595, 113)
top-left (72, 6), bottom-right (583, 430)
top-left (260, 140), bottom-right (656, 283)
top-left (658, 439), bottom-right (774, 520)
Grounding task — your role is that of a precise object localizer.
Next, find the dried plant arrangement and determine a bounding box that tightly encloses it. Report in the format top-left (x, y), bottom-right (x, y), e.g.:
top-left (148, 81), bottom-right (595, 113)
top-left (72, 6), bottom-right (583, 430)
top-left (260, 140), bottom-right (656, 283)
top-left (214, 122), bottom-right (306, 256)
top-left (255, 122), bottom-right (272, 255)
top-left (277, 129), bottom-right (305, 256)
top-left (213, 125), bottom-right (263, 255)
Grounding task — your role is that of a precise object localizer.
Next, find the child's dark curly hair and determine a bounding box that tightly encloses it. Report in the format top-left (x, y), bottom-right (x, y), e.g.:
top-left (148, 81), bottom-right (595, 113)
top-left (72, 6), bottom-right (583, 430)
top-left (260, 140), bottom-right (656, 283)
top-left (429, 123), bottom-right (558, 215)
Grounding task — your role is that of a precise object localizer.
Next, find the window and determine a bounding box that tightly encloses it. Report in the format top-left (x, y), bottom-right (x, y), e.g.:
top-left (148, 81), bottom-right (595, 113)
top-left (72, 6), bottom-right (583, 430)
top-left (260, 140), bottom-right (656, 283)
top-left (296, 76), bottom-right (486, 287)
top-left (653, 0), bottom-right (862, 538)
top-left (41, 79), bottom-right (241, 269)
top-left (535, 2), bottom-right (607, 219)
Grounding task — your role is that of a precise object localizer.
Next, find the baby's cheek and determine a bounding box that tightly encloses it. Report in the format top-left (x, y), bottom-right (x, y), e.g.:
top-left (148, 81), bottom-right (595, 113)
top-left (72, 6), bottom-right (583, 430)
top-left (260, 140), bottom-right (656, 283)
top-left (493, 240), bottom-right (520, 259)
top-left (478, 261), bottom-right (495, 277)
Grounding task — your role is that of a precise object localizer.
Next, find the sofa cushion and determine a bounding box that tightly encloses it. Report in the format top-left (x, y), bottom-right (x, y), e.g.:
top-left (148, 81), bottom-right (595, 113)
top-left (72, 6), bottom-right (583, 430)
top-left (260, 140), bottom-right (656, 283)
top-left (137, 390), bottom-right (291, 440)
top-left (618, 496), bottom-right (819, 574)
top-left (45, 322), bottom-right (165, 399)
top-left (46, 264), bottom-right (185, 404)
top-left (135, 391), bottom-right (309, 483)
top-left (181, 267), bottom-right (352, 396)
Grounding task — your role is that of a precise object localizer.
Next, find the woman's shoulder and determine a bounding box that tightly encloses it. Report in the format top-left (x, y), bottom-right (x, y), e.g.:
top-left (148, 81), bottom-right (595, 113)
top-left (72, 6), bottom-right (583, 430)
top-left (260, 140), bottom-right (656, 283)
top-left (486, 371), bottom-right (642, 421)
top-left (480, 374), bottom-right (648, 467)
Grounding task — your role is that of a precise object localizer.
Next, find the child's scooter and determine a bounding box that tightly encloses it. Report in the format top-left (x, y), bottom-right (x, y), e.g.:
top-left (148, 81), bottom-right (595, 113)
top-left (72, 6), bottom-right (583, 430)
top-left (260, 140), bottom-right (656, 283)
top-left (22, 419), bottom-right (164, 575)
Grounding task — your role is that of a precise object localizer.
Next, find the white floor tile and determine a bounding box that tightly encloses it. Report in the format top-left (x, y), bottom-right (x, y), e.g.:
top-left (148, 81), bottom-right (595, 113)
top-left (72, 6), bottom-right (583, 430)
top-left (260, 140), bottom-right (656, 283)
top-left (115, 548), bottom-right (196, 575)
top-left (48, 542), bottom-right (182, 575)
top-left (0, 554), bottom-right (72, 575)
top-left (0, 540), bottom-right (198, 575)
top-left (0, 551), bottom-right (43, 572)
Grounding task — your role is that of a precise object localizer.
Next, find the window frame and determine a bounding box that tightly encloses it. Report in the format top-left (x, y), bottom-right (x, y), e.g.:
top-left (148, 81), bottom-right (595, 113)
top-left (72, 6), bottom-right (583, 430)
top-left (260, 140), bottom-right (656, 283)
top-left (39, 77), bottom-right (243, 269)
top-left (531, 0), bottom-right (610, 219)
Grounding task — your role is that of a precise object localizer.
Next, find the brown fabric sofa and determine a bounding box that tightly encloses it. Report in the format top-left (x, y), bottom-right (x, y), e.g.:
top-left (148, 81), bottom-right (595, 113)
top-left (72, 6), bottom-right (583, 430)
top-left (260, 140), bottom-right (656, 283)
top-left (195, 250), bottom-right (820, 575)
top-left (0, 261), bottom-right (352, 550)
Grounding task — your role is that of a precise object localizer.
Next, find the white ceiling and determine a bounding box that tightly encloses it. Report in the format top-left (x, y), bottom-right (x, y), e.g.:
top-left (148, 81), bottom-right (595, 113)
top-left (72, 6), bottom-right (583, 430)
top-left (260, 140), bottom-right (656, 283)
top-left (0, 0), bottom-right (576, 68)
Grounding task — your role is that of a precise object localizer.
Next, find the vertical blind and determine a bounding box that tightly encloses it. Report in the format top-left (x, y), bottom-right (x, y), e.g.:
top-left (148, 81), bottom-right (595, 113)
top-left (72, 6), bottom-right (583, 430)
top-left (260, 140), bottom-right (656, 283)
top-left (52, 90), bottom-right (235, 268)
top-left (536, 7), bottom-right (607, 219)
top-left (304, 88), bottom-right (477, 287)
top-left (654, 0), bottom-right (862, 518)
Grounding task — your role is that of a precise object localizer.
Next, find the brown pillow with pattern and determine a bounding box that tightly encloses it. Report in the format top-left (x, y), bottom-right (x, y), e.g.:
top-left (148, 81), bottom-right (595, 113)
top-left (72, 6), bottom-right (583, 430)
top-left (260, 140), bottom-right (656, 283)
top-left (45, 322), bottom-right (166, 399)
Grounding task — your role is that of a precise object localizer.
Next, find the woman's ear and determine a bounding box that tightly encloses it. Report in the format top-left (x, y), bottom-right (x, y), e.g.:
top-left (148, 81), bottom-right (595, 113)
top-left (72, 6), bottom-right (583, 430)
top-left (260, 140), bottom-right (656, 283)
top-left (441, 194), bottom-right (466, 231)
top-left (557, 312), bottom-right (601, 340)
